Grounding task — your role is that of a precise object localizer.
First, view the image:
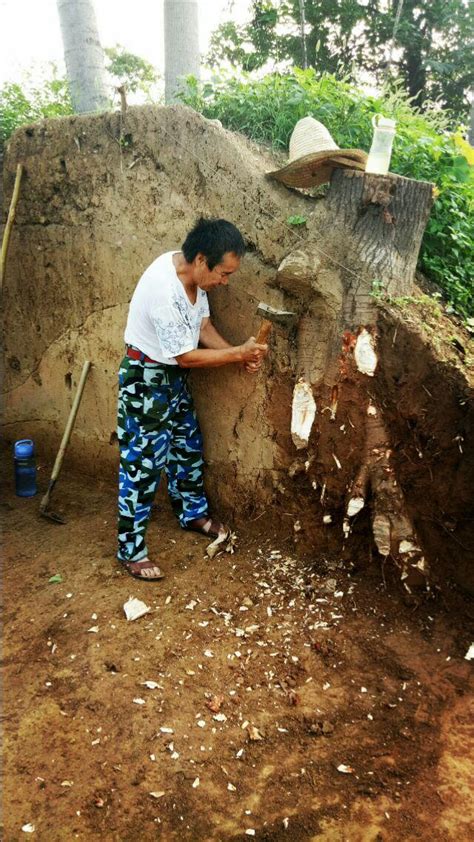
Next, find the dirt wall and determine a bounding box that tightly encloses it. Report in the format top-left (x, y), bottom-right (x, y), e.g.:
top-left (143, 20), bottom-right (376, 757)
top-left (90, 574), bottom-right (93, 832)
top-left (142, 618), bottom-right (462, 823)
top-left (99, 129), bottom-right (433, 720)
top-left (2, 105), bottom-right (473, 590)
top-left (377, 304), bottom-right (474, 594)
top-left (1, 105), bottom-right (314, 509)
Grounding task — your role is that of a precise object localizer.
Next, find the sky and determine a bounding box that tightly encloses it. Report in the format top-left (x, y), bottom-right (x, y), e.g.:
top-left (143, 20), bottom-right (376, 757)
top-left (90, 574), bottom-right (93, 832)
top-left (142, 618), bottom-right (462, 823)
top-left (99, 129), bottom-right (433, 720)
top-left (0, 0), bottom-right (251, 85)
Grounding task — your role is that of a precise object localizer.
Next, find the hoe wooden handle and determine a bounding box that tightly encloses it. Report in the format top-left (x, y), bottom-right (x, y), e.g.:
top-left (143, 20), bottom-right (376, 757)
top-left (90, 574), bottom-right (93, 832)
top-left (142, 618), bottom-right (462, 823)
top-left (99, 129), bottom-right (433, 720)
top-left (256, 319), bottom-right (272, 344)
top-left (49, 361), bottom-right (92, 483)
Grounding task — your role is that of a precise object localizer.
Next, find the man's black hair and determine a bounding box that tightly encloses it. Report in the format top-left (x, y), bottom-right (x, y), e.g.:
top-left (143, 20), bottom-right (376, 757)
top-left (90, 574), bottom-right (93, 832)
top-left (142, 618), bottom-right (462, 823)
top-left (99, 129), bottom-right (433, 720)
top-left (182, 217), bottom-right (246, 270)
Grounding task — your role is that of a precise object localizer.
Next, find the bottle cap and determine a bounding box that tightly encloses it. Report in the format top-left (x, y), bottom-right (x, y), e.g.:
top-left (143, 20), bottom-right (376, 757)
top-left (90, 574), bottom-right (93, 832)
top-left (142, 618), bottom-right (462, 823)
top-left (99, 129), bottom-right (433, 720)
top-left (372, 114), bottom-right (396, 129)
top-left (14, 439), bottom-right (35, 459)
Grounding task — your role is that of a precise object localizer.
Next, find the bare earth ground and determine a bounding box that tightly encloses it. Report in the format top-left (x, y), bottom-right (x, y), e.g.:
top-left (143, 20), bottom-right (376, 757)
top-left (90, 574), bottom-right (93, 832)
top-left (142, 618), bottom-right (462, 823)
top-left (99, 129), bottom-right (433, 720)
top-left (1, 469), bottom-right (473, 841)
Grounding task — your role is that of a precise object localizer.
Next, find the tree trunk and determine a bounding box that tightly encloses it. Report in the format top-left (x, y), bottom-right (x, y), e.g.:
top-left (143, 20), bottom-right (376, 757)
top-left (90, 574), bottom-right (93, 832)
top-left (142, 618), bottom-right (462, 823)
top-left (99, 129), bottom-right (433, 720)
top-left (164, 0), bottom-right (201, 103)
top-left (398, 0), bottom-right (430, 110)
top-left (57, 0), bottom-right (109, 114)
top-left (279, 169), bottom-right (434, 590)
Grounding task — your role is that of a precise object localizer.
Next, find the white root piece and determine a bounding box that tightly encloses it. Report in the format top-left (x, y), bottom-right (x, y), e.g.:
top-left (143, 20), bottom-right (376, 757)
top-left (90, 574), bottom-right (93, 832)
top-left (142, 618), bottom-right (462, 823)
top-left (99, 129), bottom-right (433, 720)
top-left (123, 597), bottom-right (151, 621)
top-left (346, 497), bottom-right (365, 518)
top-left (332, 453), bottom-right (342, 470)
top-left (291, 379), bottom-right (316, 450)
top-left (399, 540), bottom-right (419, 554)
top-left (354, 328), bottom-right (378, 377)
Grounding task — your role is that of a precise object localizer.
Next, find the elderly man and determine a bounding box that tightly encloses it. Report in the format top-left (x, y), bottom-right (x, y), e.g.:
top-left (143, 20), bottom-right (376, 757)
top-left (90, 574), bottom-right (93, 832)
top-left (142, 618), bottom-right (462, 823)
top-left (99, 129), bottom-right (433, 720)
top-left (117, 217), bottom-right (267, 580)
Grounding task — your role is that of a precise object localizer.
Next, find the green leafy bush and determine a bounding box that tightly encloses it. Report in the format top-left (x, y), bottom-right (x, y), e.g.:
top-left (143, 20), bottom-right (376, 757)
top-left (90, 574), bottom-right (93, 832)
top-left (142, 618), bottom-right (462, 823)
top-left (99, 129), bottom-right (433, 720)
top-left (105, 45), bottom-right (160, 97)
top-left (180, 70), bottom-right (473, 318)
top-left (0, 71), bottom-right (73, 146)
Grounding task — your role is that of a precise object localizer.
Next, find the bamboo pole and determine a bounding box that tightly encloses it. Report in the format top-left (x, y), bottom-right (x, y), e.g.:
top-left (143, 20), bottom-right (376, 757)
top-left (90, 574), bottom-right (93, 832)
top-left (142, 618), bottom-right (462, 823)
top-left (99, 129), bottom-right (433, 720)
top-left (0, 163), bottom-right (24, 291)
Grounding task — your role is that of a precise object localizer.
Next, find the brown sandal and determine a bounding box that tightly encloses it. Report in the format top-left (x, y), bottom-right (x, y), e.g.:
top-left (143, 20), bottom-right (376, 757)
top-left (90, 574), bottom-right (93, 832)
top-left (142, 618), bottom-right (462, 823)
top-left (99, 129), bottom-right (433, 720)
top-left (120, 558), bottom-right (165, 581)
top-left (184, 516), bottom-right (230, 541)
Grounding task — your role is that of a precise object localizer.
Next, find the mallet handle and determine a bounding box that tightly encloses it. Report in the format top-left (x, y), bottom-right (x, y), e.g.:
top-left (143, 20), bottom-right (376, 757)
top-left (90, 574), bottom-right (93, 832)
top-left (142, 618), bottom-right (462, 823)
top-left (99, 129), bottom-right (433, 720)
top-left (256, 319), bottom-right (272, 344)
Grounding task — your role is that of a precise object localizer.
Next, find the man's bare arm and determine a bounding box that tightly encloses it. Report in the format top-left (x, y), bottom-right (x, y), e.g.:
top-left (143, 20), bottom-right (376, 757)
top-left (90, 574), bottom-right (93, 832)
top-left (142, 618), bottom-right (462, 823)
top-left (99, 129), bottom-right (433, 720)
top-left (176, 324), bottom-right (267, 369)
top-left (199, 317), bottom-right (232, 350)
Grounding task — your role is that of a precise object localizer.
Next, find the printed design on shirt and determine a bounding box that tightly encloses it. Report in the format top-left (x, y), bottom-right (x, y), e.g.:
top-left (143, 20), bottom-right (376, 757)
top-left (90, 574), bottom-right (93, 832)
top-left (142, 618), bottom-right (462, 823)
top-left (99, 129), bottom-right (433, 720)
top-left (171, 290), bottom-right (194, 330)
top-left (151, 314), bottom-right (191, 357)
top-left (171, 290), bottom-right (208, 325)
top-left (152, 287), bottom-right (207, 358)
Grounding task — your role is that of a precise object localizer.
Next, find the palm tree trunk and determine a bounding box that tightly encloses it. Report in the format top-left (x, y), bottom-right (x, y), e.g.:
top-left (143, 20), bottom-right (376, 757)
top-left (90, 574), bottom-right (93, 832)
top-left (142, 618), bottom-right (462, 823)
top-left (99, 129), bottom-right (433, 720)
top-left (164, 0), bottom-right (201, 103)
top-left (57, 0), bottom-right (109, 114)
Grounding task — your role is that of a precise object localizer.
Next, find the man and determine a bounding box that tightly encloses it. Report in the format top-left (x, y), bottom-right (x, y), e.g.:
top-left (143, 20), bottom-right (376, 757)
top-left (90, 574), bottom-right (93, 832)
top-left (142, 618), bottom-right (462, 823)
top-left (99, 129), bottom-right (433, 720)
top-left (117, 217), bottom-right (268, 580)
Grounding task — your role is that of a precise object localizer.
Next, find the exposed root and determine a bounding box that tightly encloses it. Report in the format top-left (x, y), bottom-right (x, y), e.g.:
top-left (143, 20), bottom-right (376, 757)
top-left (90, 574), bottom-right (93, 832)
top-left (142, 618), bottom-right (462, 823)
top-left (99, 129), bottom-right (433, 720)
top-left (345, 398), bottom-right (429, 590)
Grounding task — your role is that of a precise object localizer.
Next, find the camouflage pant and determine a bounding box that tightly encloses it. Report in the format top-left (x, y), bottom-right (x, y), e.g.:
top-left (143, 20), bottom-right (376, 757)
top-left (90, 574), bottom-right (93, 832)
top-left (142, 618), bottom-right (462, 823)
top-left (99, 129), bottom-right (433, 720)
top-left (117, 355), bottom-right (208, 562)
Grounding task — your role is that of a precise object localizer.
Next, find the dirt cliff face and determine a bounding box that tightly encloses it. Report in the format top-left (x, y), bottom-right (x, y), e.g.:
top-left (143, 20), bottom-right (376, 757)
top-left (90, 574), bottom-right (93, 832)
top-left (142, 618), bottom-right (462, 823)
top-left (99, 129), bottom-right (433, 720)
top-left (1, 105), bottom-right (312, 487)
top-left (2, 104), bottom-right (473, 591)
top-left (377, 302), bottom-right (474, 594)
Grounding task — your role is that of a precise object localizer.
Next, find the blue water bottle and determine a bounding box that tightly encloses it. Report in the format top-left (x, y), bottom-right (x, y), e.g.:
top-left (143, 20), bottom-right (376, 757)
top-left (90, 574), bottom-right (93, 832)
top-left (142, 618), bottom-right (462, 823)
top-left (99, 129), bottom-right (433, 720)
top-left (14, 439), bottom-right (37, 497)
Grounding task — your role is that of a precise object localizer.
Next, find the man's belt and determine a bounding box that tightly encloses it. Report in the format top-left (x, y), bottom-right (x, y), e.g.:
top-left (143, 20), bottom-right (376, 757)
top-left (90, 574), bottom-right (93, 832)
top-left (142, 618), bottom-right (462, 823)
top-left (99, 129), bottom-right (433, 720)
top-left (126, 346), bottom-right (159, 364)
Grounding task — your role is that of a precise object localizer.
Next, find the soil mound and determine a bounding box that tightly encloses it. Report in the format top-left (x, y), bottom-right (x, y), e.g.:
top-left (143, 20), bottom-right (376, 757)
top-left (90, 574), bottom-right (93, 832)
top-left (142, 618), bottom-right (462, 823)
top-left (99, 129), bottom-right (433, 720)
top-left (1, 104), bottom-right (473, 592)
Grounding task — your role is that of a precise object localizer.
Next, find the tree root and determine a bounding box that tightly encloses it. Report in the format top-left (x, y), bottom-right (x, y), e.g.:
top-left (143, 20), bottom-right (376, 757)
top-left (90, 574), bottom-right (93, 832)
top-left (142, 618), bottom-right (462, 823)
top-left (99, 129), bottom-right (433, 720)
top-left (344, 398), bottom-right (429, 591)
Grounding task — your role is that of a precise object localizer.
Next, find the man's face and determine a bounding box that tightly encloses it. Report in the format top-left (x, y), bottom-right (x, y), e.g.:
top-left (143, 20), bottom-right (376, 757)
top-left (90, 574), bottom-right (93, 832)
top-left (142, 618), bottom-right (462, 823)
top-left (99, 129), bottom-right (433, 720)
top-left (194, 251), bottom-right (241, 291)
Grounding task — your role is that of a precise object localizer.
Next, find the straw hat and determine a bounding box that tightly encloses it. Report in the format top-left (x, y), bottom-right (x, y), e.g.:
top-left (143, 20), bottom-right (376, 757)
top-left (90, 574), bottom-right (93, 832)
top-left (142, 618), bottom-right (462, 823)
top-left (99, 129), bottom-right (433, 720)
top-left (268, 116), bottom-right (367, 188)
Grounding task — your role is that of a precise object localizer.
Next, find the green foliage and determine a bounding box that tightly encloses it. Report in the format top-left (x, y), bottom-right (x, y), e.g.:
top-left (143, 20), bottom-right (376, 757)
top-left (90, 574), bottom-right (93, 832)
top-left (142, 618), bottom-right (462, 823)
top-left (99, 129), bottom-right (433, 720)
top-left (370, 279), bottom-right (386, 300)
top-left (420, 167), bottom-right (473, 318)
top-left (0, 46), bottom-right (161, 143)
top-left (180, 70), bottom-right (474, 318)
top-left (208, 0), bottom-right (474, 119)
top-left (209, 1), bottom-right (283, 73)
top-left (0, 69), bottom-right (73, 145)
top-left (287, 214), bottom-right (307, 225)
top-left (105, 45), bottom-right (159, 96)
top-left (393, 0), bottom-right (473, 115)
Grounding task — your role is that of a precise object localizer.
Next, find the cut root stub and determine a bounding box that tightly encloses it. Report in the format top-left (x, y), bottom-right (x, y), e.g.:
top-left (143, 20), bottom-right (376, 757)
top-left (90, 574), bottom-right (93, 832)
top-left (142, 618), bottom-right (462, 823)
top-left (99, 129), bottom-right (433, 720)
top-left (373, 514), bottom-right (391, 557)
top-left (346, 496), bottom-right (365, 518)
top-left (342, 401), bottom-right (430, 590)
top-left (291, 380), bottom-right (316, 450)
top-left (372, 512), bottom-right (430, 588)
top-left (354, 328), bottom-right (378, 377)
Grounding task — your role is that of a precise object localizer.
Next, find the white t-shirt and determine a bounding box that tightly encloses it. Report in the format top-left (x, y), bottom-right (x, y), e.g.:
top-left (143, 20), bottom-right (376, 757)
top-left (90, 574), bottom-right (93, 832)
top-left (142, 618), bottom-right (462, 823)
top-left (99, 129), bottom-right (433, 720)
top-left (124, 251), bottom-right (210, 365)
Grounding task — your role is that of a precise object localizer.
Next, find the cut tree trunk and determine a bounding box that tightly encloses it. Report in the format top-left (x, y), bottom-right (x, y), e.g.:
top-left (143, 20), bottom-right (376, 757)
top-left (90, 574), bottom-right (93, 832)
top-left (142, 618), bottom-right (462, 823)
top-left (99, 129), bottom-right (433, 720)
top-left (279, 169), bottom-right (434, 590)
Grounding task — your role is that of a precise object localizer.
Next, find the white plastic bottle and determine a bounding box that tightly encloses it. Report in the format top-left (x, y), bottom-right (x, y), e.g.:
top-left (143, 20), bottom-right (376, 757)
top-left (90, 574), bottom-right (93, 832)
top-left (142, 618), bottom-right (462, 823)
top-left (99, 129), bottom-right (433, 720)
top-left (365, 115), bottom-right (396, 175)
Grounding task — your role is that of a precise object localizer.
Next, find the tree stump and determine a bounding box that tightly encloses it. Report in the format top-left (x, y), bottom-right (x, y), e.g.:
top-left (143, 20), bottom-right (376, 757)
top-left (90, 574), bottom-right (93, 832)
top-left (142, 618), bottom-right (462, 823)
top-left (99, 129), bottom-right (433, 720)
top-left (278, 169), bottom-right (434, 590)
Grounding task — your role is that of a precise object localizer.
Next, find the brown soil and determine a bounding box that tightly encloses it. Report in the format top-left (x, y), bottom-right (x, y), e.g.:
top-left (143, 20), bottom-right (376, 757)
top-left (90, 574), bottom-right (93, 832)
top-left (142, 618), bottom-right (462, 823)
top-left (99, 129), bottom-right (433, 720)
top-left (252, 293), bottom-right (474, 596)
top-left (2, 105), bottom-right (474, 840)
top-left (2, 466), bottom-right (473, 841)
top-left (377, 296), bottom-right (474, 592)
